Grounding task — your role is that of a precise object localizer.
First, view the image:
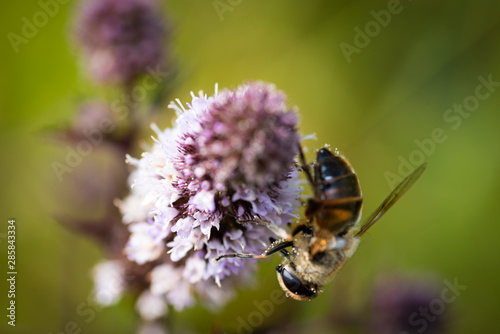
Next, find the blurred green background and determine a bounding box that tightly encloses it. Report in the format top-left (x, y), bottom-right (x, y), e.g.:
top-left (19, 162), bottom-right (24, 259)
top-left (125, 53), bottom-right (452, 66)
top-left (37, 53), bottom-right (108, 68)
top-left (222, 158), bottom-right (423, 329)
top-left (1, 0), bottom-right (500, 333)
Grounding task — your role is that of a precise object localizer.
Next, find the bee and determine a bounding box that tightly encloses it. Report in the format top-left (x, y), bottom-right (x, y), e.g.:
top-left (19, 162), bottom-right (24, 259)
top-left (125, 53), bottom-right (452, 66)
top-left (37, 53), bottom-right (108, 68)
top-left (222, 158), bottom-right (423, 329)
top-left (215, 146), bottom-right (426, 300)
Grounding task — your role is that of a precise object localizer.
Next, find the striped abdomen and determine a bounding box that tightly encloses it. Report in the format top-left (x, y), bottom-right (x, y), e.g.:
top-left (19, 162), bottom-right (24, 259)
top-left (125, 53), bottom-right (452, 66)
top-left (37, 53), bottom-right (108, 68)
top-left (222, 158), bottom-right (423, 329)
top-left (308, 148), bottom-right (362, 235)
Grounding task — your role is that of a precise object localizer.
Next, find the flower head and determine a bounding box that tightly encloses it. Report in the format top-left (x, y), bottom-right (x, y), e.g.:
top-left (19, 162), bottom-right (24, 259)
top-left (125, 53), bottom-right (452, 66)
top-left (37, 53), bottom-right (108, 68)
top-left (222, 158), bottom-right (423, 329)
top-left (118, 82), bottom-right (302, 312)
top-left (75, 0), bottom-right (166, 84)
top-left (177, 83), bottom-right (299, 193)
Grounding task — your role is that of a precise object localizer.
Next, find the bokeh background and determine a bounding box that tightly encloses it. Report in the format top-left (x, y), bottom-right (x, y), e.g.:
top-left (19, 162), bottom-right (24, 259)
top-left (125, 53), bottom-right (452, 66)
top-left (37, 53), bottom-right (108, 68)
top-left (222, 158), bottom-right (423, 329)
top-left (1, 0), bottom-right (500, 333)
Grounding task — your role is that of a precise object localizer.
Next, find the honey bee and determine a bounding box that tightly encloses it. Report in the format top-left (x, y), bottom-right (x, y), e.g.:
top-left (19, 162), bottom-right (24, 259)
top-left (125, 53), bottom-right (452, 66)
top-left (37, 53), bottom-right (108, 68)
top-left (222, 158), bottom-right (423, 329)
top-left (215, 146), bottom-right (426, 300)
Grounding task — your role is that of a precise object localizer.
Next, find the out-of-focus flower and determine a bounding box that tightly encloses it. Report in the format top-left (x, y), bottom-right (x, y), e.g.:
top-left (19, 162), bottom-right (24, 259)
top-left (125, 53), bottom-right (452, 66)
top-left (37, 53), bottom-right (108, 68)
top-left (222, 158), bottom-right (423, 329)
top-left (138, 320), bottom-right (169, 334)
top-left (56, 1), bottom-right (171, 329)
top-left (92, 260), bottom-right (126, 306)
top-left (368, 274), bottom-right (449, 334)
top-left (51, 100), bottom-right (117, 148)
top-left (75, 0), bottom-right (166, 85)
top-left (118, 81), bottom-right (302, 313)
top-left (136, 290), bottom-right (168, 321)
top-left (72, 101), bottom-right (116, 136)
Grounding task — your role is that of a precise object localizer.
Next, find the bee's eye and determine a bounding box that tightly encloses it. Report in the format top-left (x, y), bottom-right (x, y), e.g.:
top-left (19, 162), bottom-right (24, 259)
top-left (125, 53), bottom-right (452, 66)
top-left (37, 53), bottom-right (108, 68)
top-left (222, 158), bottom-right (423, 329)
top-left (277, 266), bottom-right (315, 297)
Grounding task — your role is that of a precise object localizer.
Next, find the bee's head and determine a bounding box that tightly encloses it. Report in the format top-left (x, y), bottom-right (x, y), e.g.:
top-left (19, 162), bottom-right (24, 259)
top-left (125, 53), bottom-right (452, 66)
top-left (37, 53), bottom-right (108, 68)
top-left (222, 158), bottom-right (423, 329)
top-left (276, 264), bottom-right (319, 301)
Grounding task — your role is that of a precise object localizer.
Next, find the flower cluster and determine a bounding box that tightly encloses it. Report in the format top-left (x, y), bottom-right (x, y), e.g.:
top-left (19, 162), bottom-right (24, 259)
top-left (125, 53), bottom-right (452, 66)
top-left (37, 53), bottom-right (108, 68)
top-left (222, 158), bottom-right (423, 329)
top-left (115, 81), bottom-right (302, 317)
top-left (75, 0), bottom-right (166, 85)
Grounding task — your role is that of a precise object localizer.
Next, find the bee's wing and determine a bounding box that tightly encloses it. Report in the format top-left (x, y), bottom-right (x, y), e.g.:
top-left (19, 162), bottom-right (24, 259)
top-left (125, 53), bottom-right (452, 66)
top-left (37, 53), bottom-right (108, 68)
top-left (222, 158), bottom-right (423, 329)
top-left (356, 163), bottom-right (427, 237)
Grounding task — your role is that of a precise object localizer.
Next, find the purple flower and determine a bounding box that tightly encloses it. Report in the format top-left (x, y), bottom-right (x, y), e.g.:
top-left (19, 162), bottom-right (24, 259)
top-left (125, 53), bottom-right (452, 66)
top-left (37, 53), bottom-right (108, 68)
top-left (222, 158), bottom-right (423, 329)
top-left (177, 82), bottom-right (299, 193)
top-left (75, 0), bottom-right (166, 85)
top-left (118, 82), bottom-right (302, 312)
top-left (368, 274), bottom-right (449, 334)
top-left (125, 222), bottom-right (164, 265)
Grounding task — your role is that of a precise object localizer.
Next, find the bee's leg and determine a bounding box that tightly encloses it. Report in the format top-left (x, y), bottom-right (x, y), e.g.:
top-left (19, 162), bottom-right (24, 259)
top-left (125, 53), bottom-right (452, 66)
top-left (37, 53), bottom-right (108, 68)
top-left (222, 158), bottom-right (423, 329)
top-left (298, 144), bottom-right (315, 188)
top-left (214, 239), bottom-right (293, 262)
top-left (269, 238), bottom-right (291, 258)
top-left (291, 223), bottom-right (312, 237)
